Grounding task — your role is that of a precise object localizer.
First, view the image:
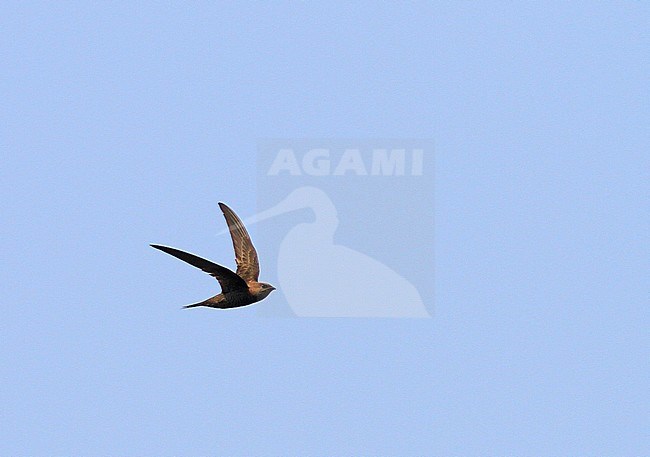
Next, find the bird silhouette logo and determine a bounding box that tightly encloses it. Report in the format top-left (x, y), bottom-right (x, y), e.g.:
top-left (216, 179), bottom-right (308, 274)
top-left (236, 187), bottom-right (430, 318)
top-left (151, 202), bottom-right (275, 309)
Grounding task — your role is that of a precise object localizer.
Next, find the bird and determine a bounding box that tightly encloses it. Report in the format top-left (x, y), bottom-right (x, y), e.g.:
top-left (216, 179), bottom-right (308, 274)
top-left (150, 202), bottom-right (275, 309)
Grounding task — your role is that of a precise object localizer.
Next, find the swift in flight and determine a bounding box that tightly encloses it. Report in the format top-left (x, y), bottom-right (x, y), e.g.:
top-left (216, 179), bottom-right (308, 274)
top-left (151, 203), bottom-right (275, 309)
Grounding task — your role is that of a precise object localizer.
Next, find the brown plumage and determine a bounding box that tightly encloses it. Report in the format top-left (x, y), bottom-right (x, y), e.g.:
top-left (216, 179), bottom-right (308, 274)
top-left (151, 202), bottom-right (275, 309)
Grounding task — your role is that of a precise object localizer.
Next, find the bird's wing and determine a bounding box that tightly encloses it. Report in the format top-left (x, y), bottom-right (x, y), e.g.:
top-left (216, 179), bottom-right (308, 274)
top-left (150, 244), bottom-right (248, 293)
top-left (218, 202), bottom-right (260, 282)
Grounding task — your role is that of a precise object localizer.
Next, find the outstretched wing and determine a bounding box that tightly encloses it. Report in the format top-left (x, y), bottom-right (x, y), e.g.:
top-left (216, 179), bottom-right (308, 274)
top-left (150, 244), bottom-right (248, 293)
top-left (218, 202), bottom-right (260, 282)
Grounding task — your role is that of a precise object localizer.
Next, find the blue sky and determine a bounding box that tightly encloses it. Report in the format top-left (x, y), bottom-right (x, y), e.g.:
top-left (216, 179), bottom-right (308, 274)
top-left (1, 2), bottom-right (648, 455)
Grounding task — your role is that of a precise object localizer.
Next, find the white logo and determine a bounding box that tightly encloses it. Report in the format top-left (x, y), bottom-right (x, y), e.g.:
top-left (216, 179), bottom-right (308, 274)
top-left (267, 148), bottom-right (424, 176)
top-left (237, 187), bottom-right (430, 318)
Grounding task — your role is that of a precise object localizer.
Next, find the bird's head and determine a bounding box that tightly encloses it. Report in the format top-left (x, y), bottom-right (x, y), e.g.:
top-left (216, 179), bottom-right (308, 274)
top-left (257, 282), bottom-right (276, 300)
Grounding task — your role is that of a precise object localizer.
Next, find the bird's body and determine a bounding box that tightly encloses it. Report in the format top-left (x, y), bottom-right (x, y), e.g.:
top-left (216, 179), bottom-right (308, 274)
top-left (183, 281), bottom-right (273, 309)
top-left (151, 202), bottom-right (275, 309)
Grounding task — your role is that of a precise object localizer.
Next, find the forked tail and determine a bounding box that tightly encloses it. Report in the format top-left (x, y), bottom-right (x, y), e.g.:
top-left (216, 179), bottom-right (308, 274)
top-left (183, 295), bottom-right (221, 309)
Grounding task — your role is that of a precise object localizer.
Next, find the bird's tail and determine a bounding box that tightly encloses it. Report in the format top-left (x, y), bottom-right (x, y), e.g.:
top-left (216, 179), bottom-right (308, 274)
top-left (182, 295), bottom-right (221, 309)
